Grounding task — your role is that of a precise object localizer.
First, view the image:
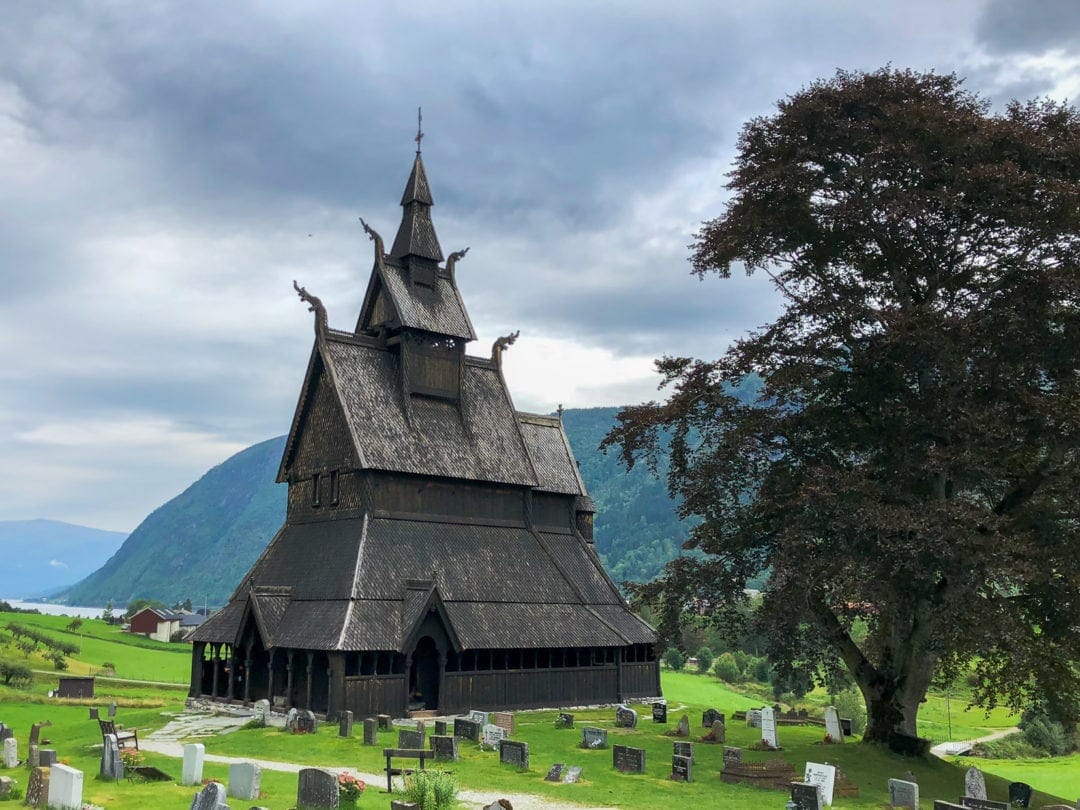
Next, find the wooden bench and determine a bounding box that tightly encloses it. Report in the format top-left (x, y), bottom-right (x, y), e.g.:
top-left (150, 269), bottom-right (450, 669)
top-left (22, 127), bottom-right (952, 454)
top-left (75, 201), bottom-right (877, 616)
top-left (99, 719), bottom-right (138, 751)
top-left (382, 747), bottom-right (437, 793)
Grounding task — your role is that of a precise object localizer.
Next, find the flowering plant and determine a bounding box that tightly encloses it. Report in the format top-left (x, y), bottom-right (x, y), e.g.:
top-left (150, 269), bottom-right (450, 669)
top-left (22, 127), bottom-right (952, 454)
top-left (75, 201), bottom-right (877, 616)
top-left (118, 748), bottom-right (144, 769)
top-left (338, 772), bottom-right (366, 801)
top-left (823, 733), bottom-right (835, 744)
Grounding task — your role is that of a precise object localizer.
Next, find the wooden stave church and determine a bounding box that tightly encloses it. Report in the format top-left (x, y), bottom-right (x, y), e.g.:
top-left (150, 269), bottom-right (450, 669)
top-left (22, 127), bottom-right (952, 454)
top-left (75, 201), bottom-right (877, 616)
top-left (189, 149), bottom-right (660, 718)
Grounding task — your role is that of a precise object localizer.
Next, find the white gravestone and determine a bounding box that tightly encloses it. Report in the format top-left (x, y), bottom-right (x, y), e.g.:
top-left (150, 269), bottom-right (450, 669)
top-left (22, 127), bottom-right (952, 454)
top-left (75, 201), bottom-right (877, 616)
top-left (804, 761), bottom-right (836, 806)
top-left (1, 738), bottom-right (15, 768)
top-left (252, 699), bottom-right (270, 727)
top-left (760, 706), bottom-right (779, 748)
top-left (965, 766), bottom-right (987, 799)
top-left (481, 724), bottom-right (506, 750)
top-left (183, 743), bottom-right (205, 786)
top-left (227, 762), bottom-right (262, 800)
top-left (887, 777), bottom-right (919, 809)
top-left (824, 706), bottom-right (844, 742)
top-left (469, 710), bottom-right (488, 725)
top-left (47, 763), bottom-right (83, 810)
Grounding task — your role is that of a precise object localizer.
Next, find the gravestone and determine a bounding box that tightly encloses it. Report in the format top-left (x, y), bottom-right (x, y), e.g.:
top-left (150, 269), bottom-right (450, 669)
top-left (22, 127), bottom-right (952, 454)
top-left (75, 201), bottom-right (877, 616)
top-left (182, 743), bottom-right (205, 786)
top-left (746, 708), bottom-right (763, 728)
top-left (499, 740), bottom-right (529, 770)
top-left (47, 763), bottom-right (83, 810)
top-left (1008, 782), bottom-right (1033, 808)
top-left (674, 714), bottom-right (690, 737)
top-left (469, 710), bottom-right (488, 725)
top-left (580, 726), bottom-right (607, 749)
top-left (296, 767), bottom-right (339, 810)
top-left (888, 778), bottom-right (919, 809)
top-left (481, 724), bottom-right (506, 751)
top-left (545, 763), bottom-right (564, 782)
top-left (0, 776), bottom-right (12, 798)
top-left (363, 718), bottom-right (378, 745)
top-left (88, 708), bottom-right (99, 720)
top-left (190, 781), bottom-right (229, 810)
top-left (615, 705), bottom-right (638, 728)
top-left (493, 712), bottom-right (515, 735)
top-left (285, 708), bottom-right (299, 732)
top-left (554, 712), bottom-right (574, 729)
top-left (932, 803), bottom-right (965, 810)
top-left (671, 754), bottom-right (692, 782)
top-left (338, 710), bottom-right (353, 738)
top-left (706, 719), bottom-right (725, 744)
top-left (376, 714), bottom-right (392, 730)
top-left (430, 735), bottom-right (458, 762)
top-left (252, 699), bottom-right (270, 727)
top-left (702, 708), bottom-right (722, 728)
top-left (563, 766), bottom-right (582, 783)
top-left (28, 721), bottom-right (51, 748)
top-left (959, 800), bottom-right (1008, 810)
top-left (840, 718), bottom-right (853, 737)
top-left (0, 724), bottom-right (7, 742)
top-left (24, 766), bottom-right (49, 809)
top-left (804, 761), bottom-right (836, 806)
top-left (673, 741), bottom-right (694, 763)
top-left (824, 706), bottom-right (844, 742)
top-left (398, 729), bottom-right (424, 750)
top-left (791, 781), bottom-right (823, 810)
top-left (722, 746), bottom-right (742, 767)
top-left (760, 706), bottom-right (779, 748)
top-left (28, 744), bottom-right (39, 768)
top-left (652, 702), bottom-right (667, 723)
top-left (2, 737), bottom-right (15, 768)
top-left (965, 767), bottom-right (987, 799)
top-left (434, 720), bottom-right (447, 736)
top-left (612, 744), bottom-right (646, 774)
top-left (415, 719), bottom-right (427, 738)
top-left (108, 702), bottom-right (117, 718)
top-left (298, 710), bottom-right (318, 734)
top-left (100, 733), bottom-right (123, 780)
top-left (39, 749), bottom-right (57, 767)
top-left (228, 762), bottom-right (262, 800)
top-left (454, 718), bottom-right (481, 742)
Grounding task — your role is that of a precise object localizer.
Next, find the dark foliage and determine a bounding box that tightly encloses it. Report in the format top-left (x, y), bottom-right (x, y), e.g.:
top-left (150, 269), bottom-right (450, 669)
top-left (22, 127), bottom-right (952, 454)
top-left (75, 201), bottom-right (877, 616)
top-left (604, 68), bottom-right (1080, 750)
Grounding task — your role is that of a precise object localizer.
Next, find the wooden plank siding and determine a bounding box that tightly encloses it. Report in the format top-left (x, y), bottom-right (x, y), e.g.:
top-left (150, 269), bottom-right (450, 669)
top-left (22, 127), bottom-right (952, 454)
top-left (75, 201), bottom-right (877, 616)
top-left (442, 665), bottom-right (619, 712)
top-left (345, 674), bottom-right (406, 718)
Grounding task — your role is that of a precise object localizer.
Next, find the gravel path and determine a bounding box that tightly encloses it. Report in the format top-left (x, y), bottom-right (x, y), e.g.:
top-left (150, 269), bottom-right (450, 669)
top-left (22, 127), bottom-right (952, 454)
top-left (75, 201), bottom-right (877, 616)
top-left (142, 713), bottom-right (617, 810)
top-left (930, 726), bottom-right (1020, 758)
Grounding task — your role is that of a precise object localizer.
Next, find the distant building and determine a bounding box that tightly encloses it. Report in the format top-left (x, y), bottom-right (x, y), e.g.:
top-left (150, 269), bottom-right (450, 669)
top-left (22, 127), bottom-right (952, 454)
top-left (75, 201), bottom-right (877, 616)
top-left (128, 607), bottom-right (205, 642)
top-left (190, 146), bottom-right (659, 717)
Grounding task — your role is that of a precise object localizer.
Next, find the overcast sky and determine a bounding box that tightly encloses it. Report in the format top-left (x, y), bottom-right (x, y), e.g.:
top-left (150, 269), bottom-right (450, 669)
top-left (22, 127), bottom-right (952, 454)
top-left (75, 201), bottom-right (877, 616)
top-left (2, 0), bottom-right (1078, 532)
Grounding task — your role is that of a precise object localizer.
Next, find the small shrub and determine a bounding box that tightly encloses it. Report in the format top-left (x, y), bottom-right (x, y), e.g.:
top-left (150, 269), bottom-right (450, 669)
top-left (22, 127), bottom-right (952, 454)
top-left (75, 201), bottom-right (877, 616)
top-left (337, 772), bottom-right (366, 801)
top-left (695, 647), bottom-right (714, 674)
top-left (832, 687), bottom-right (867, 736)
top-left (749, 656), bottom-right (772, 683)
top-left (712, 652), bottom-right (741, 683)
top-left (972, 732), bottom-right (1043, 759)
top-left (401, 770), bottom-right (458, 810)
top-left (661, 647), bottom-right (686, 671)
top-left (1022, 715), bottom-right (1068, 756)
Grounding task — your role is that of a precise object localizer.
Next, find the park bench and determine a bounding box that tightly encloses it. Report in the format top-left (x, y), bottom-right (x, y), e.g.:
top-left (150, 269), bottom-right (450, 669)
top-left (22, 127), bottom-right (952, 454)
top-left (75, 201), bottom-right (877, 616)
top-left (382, 747), bottom-right (437, 793)
top-left (98, 719), bottom-right (138, 751)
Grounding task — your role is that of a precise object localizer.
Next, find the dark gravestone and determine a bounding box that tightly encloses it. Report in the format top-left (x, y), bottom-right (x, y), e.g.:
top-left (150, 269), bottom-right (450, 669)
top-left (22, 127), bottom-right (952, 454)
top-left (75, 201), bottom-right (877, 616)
top-left (297, 767), bottom-right (339, 809)
top-left (362, 718), bottom-right (378, 745)
top-left (190, 781), bottom-right (228, 810)
top-left (840, 718), bottom-right (853, 737)
top-left (959, 800), bottom-right (1008, 810)
top-left (298, 710), bottom-right (318, 734)
top-left (499, 740), bottom-right (529, 770)
top-left (555, 712), bottom-right (574, 729)
top-left (430, 735), bottom-right (458, 762)
top-left (673, 741), bottom-right (694, 762)
top-left (0, 724), bottom-right (9, 742)
top-left (89, 708), bottom-right (99, 720)
top-left (612, 744), bottom-right (646, 774)
top-left (397, 730), bottom-right (423, 750)
top-left (453, 718), bottom-right (481, 742)
top-left (702, 709), bottom-right (722, 728)
top-left (615, 705), bottom-right (638, 728)
top-left (722, 746), bottom-right (742, 767)
top-left (376, 714), bottom-right (392, 730)
top-left (1008, 782), bottom-right (1033, 808)
top-left (652, 702), bottom-right (667, 723)
top-left (933, 803), bottom-right (965, 810)
top-left (580, 726), bottom-right (607, 749)
top-left (562, 766), bottom-right (582, 784)
top-left (791, 781), bottom-right (823, 810)
top-left (671, 754), bottom-right (692, 783)
top-left (38, 749), bottom-right (57, 767)
top-left (545, 764), bottom-right (564, 782)
top-left (338, 710), bottom-right (353, 738)
top-left (434, 720), bottom-right (447, 736)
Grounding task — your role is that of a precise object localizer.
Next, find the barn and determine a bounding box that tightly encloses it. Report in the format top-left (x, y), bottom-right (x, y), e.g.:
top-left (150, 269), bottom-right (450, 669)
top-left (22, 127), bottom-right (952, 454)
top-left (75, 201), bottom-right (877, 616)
top-left (189, 146), bottom-right (659, 718)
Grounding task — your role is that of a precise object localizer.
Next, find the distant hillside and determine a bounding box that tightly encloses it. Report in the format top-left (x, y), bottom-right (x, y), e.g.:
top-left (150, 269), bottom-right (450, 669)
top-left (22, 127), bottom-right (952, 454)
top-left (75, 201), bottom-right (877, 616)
top-left (0, 520), bottom-right (127, 599)
top-left (61, 397), bottom-right (766, 606)
top-left (60, 437), bottom-right (287, 607)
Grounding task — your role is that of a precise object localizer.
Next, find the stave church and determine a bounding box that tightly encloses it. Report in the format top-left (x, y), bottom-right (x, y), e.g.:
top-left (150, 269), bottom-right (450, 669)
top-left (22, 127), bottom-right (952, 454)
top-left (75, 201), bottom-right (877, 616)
top-left (189, 142), bottom-right (659, 718)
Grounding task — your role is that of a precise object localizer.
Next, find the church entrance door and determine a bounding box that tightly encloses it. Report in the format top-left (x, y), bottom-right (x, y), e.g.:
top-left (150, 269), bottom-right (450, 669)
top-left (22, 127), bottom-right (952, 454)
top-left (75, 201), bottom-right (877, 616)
top-left (409, 636), bottom-right (440, 711)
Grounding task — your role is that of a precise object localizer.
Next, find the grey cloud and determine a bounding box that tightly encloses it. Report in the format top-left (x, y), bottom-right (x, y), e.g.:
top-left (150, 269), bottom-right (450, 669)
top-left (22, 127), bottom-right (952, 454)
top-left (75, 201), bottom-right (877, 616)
top-left (975, 0), bottom-right (1080, 55)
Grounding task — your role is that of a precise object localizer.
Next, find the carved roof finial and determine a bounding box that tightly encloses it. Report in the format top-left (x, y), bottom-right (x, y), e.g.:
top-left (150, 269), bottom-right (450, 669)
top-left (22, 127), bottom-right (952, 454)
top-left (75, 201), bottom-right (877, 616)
top-left (293, 280), bottom-right (328, 338)
top-left (557, 403), bottom-right (565, 420)
top-left (491, 330), bottom-right (520, 369)
top-left (359, 218), bottom-right (386, 268)
top-left (445, 247), bottom-right (469, 279)
top-left (415, 106), bottom-right (424, 154)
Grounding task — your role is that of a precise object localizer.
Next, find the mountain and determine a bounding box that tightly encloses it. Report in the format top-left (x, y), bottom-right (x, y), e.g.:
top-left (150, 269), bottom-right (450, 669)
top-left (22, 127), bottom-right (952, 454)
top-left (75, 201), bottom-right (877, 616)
top-left (0, 519), bottom-right (127, 599)
top-left (60, 437), bottom-right (287, 607)
top-left (61, 402), bottom-right (758, 607)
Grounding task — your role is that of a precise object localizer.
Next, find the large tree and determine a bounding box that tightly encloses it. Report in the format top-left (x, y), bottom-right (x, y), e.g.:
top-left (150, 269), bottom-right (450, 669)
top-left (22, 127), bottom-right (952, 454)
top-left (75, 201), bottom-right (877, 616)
top-left (605, 69), bottom-right (1079, 750)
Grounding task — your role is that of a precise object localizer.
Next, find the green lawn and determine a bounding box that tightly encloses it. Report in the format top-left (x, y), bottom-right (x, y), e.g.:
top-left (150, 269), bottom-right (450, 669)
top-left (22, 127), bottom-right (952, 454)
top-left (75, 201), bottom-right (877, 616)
top-left (1, 610), bottom-right (191, 683)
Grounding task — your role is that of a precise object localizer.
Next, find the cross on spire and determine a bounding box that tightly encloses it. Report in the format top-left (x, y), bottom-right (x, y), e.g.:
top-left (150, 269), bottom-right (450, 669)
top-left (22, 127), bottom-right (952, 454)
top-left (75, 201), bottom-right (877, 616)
top-left (415, 107), bottom-right (424, 154)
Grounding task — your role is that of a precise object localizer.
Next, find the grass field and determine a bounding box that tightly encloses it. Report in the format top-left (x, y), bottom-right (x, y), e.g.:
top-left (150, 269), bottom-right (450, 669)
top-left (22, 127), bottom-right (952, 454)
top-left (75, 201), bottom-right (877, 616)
top-left (0, 655), bottom-right (1074, 808)
top-left (0, 610), bottom-right (191, 683)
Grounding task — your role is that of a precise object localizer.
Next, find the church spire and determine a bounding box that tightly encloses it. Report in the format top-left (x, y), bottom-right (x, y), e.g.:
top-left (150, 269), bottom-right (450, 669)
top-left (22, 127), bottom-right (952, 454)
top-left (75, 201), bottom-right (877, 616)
top-left (391, 111), bottom-right (442, 263)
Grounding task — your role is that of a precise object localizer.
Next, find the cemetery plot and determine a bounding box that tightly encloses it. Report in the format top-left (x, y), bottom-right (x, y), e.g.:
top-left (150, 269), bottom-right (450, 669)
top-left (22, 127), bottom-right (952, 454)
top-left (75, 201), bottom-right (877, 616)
top-left (612, 744), bottom-right (646, 774)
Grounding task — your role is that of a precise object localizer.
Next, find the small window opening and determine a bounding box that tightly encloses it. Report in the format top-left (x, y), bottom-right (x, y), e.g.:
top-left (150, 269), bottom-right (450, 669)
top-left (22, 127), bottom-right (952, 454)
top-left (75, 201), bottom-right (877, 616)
top-left (330, 470), bottom-right (340, 505)
top-left (311, 473), bottom-right (322, 507)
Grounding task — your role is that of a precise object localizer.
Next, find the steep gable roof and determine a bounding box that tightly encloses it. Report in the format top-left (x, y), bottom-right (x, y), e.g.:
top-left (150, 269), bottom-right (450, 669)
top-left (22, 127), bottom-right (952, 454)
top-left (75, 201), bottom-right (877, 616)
top-left (518, 413), bottom-right (587, 495)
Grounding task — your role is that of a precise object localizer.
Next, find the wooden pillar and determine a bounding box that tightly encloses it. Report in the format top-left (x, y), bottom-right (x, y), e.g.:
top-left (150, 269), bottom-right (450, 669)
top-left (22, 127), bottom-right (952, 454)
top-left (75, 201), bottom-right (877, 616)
top-left (305, 651), bottom-right (314, 710)
top-left (243, 641), bottom-right (253, 703)
top-left (266, 649), bottom-right (275, 704)
top-left (189, 641), bottom-right (205, 698)
top-left (226, 647), bottom-right (236, 701)
top-left (210, 645), bottom-right (220, 698)
top-left (285, 650), bottom-right (295, 708)
top-left (437, 650), bottom-right (447, 713)
top-left (615, 646), bottom-right (624, 703)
